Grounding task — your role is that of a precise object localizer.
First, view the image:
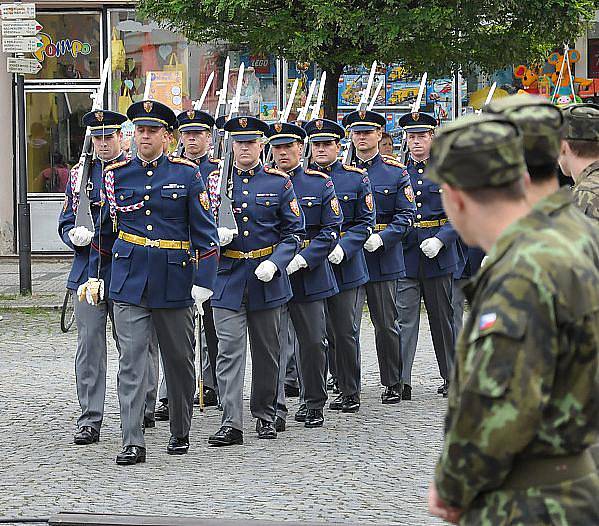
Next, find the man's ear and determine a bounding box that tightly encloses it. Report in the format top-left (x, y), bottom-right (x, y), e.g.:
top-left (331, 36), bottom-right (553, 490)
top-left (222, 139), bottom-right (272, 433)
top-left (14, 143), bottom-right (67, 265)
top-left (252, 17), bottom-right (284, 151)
top-left (442, 183), bottom-right (464, 211)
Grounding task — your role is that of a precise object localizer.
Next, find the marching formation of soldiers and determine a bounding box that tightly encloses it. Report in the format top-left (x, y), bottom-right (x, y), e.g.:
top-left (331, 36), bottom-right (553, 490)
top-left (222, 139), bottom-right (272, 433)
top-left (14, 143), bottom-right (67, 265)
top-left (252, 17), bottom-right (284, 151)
top-left (58, 85), bottom-right (599, 522)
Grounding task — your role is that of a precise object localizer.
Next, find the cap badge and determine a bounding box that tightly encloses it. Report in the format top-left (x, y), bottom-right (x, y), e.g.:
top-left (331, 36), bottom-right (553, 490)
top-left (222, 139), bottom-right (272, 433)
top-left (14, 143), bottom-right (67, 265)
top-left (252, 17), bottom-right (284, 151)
top-left (412, 112), bottom-right (420, 121)
top-left (274, 123), bottom-right (283, 133)
top-left (316, 120), bottom-right (323, 130)
top-left (187, 110), bottom-right (195, 120)
top-left (359, 111), bottom-right (366, 120)
top-left (144, 101), bottom-right (153, 113)
top-left (240, 117), bottom-right (248, 128)
top-left (95, 111), bottom-right (104, 122)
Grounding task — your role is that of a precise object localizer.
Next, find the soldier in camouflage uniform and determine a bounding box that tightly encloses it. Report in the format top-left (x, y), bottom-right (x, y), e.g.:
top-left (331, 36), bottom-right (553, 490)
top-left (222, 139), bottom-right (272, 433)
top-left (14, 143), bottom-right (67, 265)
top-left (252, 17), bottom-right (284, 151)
top-left (558, 103), bottom-right (599, 222)
top-left (425, 113), bottom-right (599, 525)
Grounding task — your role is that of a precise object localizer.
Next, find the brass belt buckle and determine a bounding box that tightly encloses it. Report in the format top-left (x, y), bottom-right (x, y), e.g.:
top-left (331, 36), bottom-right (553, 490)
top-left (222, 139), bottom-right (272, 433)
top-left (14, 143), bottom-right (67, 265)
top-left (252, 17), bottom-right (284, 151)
top-left (145, 238), bottom-right (160, 248)
top-left (243, 251), bottom-right (250, 259)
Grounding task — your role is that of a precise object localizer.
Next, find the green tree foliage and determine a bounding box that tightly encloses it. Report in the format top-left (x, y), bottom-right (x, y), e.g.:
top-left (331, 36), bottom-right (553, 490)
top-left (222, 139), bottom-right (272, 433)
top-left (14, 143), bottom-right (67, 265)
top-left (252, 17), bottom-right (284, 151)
top-left (139, 0), bottom-right (598, 117)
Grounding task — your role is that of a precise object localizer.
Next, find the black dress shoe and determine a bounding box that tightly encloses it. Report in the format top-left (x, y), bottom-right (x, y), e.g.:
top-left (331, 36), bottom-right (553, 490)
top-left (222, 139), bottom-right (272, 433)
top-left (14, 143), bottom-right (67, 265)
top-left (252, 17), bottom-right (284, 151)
top-left (437, 382), bottom-right (447, 394)
top-left (143, 417), bottom-right (155, 429)
top-left (381, 384), bottom-right (402, 404)
top-left (284, 384), bottom-right (300, 397)
top-left (275, 416), bottom-right (286, 432)
top-left (193, 387), bottom-right (218, 407)
top-left (402, 384), bottom-right (412, 401)
top-left (167, 435), bottom-right (189, 455)
top-left (304, 408), bottom-right (324, 428)
top-left (329, 394), bottom-right (344, 410)
top-left (341, 395), bottom-right (360, 413)
top-left (256, 418), bottom-right (277, 439)
top-left (116, 445), bottom-right (146, 465)
top-left (74, 426), bottom-right (99, 445)
top-left (155, 402), bottom-right (169, 421)
top-left (294, 403), bottom-right (308, 422)
top-left (208, 426), bottom-right (243, 446)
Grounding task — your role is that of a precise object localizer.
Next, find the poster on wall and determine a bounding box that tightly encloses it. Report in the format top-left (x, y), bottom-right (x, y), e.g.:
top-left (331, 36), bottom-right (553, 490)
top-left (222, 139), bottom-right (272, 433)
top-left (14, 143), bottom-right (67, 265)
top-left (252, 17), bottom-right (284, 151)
top-left (338, 74), bottom-right (385, 107)
top-left (147, 71), bottom-right (183, 111)
top-left (588, 39), bottom-right (599, 78)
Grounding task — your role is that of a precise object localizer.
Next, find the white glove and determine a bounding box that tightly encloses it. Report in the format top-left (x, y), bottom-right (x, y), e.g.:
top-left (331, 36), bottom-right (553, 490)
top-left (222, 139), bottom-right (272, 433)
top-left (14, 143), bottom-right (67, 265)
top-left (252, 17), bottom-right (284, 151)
top-left (364, 233), bottom-right (383, 253)
top-left (481, 255), bottom-right (489, 268)
top-left (420, 237), bottom-right (444, 259)
top-left (68, 226), bottom-right (94, 247)
top-left (76, 282), bottom-right (87, 302)
top-left (254, 260), bottom-right (278, 282)
top-left (328, 244), bottom-right (345, 265)
top-left (286, 254), bottom-right (308, 275)
top-left (217, 227), bottom-right (236, 246)
top-left (85, 278), bottom-right (104, 305)
top-left (191, 285), bottom-right (213, 316)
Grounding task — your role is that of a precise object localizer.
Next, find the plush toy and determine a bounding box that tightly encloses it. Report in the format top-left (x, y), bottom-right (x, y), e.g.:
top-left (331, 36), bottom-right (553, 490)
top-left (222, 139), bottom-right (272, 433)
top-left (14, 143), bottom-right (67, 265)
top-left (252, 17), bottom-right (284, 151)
top-left (546, 49), bottom-right (592, 103)
top-left (514, 65), bottom-right (541, 94)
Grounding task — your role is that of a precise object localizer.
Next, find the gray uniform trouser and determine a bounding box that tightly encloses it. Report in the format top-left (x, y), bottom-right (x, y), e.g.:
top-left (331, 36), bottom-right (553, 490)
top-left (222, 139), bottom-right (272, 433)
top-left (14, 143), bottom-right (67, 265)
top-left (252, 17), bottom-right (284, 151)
top-left (276, 305), bottom-right (299, 420)
top-left (113, 301), bottom-right (195, 447)
top-left (326, 286), bottom-right (366, 398)
top-left (213, 302), bottom-right (282, 432)
top-left (452, 278), bottom-right (467, 339)
top-left (397, 272), bottom-right (454, 386)
top-left (144, 326), bottom-right (160, 420)
top-left (365, 279), bottom-right (402, 387)
top-left (73, 295), bottom-right (118, 431)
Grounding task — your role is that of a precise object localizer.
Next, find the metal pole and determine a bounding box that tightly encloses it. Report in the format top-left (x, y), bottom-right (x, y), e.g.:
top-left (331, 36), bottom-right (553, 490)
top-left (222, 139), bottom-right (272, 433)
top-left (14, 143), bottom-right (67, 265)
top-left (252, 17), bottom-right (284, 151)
top-left (16, 72), bottom-right (32, 295)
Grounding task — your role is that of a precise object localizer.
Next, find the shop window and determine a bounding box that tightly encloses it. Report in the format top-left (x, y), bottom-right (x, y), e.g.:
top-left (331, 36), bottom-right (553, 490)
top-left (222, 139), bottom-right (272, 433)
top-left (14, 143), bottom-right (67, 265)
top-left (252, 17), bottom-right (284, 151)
top-left (27, 12), bottom-right (101, 81)
top-left (26, 91), bottom-right (93, 194)
top-left (108, 10), bottom-right (278, 119)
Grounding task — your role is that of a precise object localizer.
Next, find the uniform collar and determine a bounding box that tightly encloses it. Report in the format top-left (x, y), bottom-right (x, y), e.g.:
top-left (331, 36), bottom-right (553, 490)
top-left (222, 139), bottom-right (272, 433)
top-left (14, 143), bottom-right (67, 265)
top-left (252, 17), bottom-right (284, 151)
top-left (96, 151), bottom-right (125, 165)
top-left (532, 186), bottom-right (574, 217)
top-left (186, 152), bottom-right (208, 164)
top-left (235, 161), bottom-right (261, 177)
top-left (315, 159), bottom-right (338, 173)
top-left (286, 164), bottom-right (302, 176)
top-left (356, 152), bottom-right (380, 168)
top-left (574, 159), bottom-right (599, 189)
top-left (137, 152), bottom-right (164, 168)
top-left (409, 155), bottom-right (428, 167)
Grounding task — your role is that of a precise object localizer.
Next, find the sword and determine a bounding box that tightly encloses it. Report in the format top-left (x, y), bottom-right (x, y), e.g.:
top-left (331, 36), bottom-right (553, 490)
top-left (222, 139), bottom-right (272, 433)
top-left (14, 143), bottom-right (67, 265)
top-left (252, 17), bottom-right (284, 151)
top-left (296, 78), bottom-right (317, 124)
top-left (483, 82), bottom-right (497, 107)
top-left (310, 71), bottom-right (327, 120)
top-left (195, 71), bottom-right (215, 110)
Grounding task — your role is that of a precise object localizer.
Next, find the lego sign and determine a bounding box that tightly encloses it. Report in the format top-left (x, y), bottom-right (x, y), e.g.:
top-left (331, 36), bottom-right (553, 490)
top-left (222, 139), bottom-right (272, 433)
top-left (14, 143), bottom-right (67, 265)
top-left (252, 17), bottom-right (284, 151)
top-left (250, 55), bottom-right (270, 74)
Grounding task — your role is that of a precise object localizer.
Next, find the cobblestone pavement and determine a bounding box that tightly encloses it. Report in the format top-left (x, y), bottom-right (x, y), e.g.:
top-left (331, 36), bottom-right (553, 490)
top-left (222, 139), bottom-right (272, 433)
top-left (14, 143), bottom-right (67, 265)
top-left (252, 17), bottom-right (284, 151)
top-left (0, 261), bottom-right (448, 525)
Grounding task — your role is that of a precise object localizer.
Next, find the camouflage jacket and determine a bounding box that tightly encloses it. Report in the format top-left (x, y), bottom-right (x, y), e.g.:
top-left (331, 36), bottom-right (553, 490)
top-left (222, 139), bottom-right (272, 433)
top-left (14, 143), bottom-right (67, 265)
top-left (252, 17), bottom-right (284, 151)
top-left (573, 159), bottom-right (599, 222)
top-left (435, 192), bottom-right (599, 512)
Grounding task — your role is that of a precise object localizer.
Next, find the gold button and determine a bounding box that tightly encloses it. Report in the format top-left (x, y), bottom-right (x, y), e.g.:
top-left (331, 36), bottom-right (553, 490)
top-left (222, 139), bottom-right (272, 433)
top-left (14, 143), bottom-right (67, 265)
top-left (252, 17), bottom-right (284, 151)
top-left (416, 191), bottom-right (421, 196)
top-left (147, 225), bottom-right (153, 231)
top-left (384, 189), bottom-right (389, 194)
top-left (417, 180), bottom-right (423, 185)
top-left (243, 178), bottom-right (249, 183)
top-left (343, 195), bottom-right (349, 201)
top-left (147, 171), bottom-right (153, 176)
top-left (145, 185), bottom-right (151, 190)
top-left (265, 201), bottom-right (270, 206)
top-left (144, 195), bottom-right (150, 201)
top-left (416, 214), bottom-right (422, 219)
top-left (243, 230), bottom-right (249, 236)
top-left (242, 202), bottom-right (248, 208)
top-left (243, 216), bottom-right (249, 222)
top-left (114, 253), bottom-right (119, 258)
top-left (243, 190), bottom-right (249, 195)
top-left (172, 193), bottom-right (178, 199)
top-left (439, 189), bottom-right (443, 193)
top-left (417, 202), bottom-right (422, 207)
top-left (182, 261), bottom-right (186, 267)
top-left (418, 168), bottom-right (423, 173)
top-left (145, 210), bottom-right (151, 216)
top-left (307, 202), bottom-right (312, 207)
top-left (120, 195), bottom-right (125, 201)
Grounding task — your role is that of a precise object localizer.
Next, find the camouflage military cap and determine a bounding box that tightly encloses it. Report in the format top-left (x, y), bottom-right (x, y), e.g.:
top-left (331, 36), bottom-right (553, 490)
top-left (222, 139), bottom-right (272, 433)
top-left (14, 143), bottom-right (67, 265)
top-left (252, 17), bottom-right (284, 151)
top-left (562, 103), bottom-right (599, 141)
top-left (427, 114), bottom-right (526, 189)
top-left (486, 94), bottom-right (564, 167)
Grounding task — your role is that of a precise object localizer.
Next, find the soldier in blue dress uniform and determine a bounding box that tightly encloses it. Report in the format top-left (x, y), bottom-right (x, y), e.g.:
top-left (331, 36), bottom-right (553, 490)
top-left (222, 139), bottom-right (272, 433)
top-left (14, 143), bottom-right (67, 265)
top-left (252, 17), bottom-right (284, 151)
top-left (266, 121), bottom-right (343, 429)
top-left (58, 110), bottom-right (127, 446)
top-left (103, 100), bottom-right (219, 464)
top-left (343, 109), bottom-right (416, 404)
top-left (396, 112), bottom-right (461, 399)
top-left (452, 242), bottom-right (485, 336)
top-left (207, 116), bottom-right (305, 446)
top-left (305, 118), bottom-right (375, 413)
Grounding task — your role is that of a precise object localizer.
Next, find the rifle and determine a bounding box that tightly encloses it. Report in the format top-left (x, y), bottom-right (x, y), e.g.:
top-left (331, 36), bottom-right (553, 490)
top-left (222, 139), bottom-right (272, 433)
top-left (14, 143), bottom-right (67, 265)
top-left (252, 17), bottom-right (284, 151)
top-left (302, 72), bottom-right (327, 168)
top-left (399, 72), bottom-right (427, 164)
top-left (175, 71), bottom-right (215, 157)
top-left (343, 61), bottom-right (378, 165)
top-left (74, 58), bottom-right (111, 230)
top-left (216, 63), bottom-right (245, 232)
top-left (265, 78), bottom-right (299, 166)
top-left (212, 57), bottom-right (231, 160)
